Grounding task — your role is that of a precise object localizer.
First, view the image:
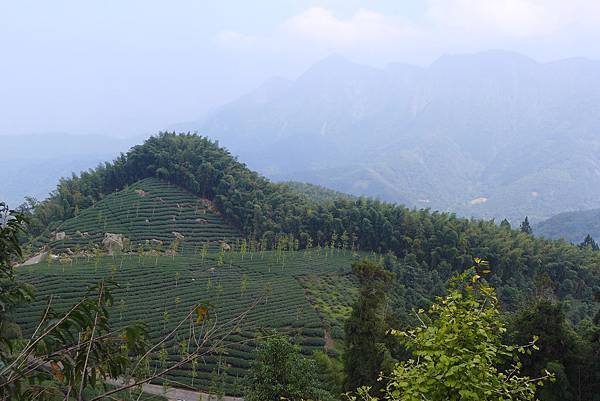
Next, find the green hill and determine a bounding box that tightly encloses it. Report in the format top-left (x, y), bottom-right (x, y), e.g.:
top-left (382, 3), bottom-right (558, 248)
top-left (22, 133), bottom-right (599, 312)
top-left (16, 250), bottom-right (358, 395)
top-left (38, 177), bottom-right (240, 253)
top-left (535, 208), bottom-right (600, 243)
top-left (14, 132), bottom-right (600, 396)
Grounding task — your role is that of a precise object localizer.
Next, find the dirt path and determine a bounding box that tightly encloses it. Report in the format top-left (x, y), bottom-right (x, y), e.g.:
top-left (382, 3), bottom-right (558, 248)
top-left (26, 355), bottom-right (243, 401)
top-left (107, 379), bottom-right (243, 401)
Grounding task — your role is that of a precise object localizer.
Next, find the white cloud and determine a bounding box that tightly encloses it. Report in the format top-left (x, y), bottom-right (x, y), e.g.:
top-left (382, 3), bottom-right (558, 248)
top-left (214, 30), bottom-right (259, 49)
top-left (422, 0), bottom-right (600, 60)
top-left (426, 0), bottom-right (567, 38)
top-left (213, 7), bottom-right (423, 66)
top-left (213, 2), bottom-right (600, 66)
top-left (281, 7), bottom-right (417, 48)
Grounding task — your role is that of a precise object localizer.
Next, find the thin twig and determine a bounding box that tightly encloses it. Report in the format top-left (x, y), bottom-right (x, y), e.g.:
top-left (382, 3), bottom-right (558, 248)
top-left (78, 282), bottom-right (104, 400)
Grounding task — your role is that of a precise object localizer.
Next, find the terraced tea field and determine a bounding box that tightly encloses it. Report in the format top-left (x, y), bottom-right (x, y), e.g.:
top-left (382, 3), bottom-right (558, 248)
top-left (298, 273), bottom-right (359, 341)
top-left (16, 249), bottom-right (360, 395)
top-left (40, 178), bottom-right (240, 253)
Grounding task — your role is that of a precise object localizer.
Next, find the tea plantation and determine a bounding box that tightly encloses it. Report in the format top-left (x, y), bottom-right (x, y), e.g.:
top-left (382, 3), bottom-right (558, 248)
top-left (15, 249), bottom-right (360, 395)
top-left (298, 273), bottom-right (359, 341)
top-left (39, 177), bottom-right (240, 253)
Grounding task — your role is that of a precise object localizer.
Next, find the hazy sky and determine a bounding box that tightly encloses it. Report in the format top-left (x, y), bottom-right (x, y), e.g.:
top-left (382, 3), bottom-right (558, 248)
top-left (3, 0), bottom-right (600, 138)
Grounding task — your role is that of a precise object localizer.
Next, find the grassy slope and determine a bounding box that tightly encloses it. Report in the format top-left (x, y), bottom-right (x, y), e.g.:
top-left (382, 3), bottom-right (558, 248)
top-left (19, 176), bottom-right (367, 395)
top-left (19, 166), bottom-right (598, 395)
top-left (41, 178), bottom-right (240, 252)
top-left (16, 249), bottom-right (359, 395)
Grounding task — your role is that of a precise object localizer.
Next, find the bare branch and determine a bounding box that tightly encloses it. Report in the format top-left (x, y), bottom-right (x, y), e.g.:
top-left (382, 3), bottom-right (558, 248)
top-left (92, 294), bottom-right (265, 401)
top-left (78, 282), bottom-right (104, 400)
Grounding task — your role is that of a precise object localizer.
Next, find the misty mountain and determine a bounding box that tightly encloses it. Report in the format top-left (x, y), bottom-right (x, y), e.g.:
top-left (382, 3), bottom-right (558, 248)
top-left (196, 51), bottom-right (600, 222)
top-left (0, 133), bottom-right (143, 206)
top-left (535, 208), bottom-right (600, 243)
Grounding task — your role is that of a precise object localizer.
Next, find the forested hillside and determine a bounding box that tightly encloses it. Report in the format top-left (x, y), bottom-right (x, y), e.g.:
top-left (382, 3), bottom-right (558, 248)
top-left (7, 2), bottom-right (600, 400)
top-left (6, 132), bottom-right (599, 400)
top-left (24, 133), bottom-right (600, 318)
top-left (282, 181), bottom-right (357, 204)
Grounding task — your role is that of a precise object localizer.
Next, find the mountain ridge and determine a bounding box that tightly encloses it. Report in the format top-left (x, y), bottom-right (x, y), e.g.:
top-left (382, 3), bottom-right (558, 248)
top-left (21, 133), bottom-right (599, 319)
top-left (196, 50), bottom-right (600, 222)
top-left (535, 208), bottom-right (600, 243)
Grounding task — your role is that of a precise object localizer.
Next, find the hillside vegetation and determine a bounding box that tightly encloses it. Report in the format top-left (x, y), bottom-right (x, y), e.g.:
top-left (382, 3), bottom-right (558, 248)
top-left (282, 181), bottom-right (357, 204)
top-left (16, 250), bottom-right (357, 395)
top-left (25, 133), bottom-right (599, 316)
top-left (37, 177), bottom-right (239, 252)
top-left (8, 132), bottom-right (600, 399)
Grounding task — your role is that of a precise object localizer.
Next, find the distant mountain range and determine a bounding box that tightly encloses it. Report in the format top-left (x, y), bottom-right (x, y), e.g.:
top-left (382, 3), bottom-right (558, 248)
top-left (189, 50), bottom-right (600, 223)
top-left (535, 209), bottom-right (600, 243)
top-left (5, 51), bottom-right (600, 225)
top-left (0, 133), bottom-right (142, 206)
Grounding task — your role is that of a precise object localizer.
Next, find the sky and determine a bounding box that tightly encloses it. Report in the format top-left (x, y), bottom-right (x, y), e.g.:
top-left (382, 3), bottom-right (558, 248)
top-left (2, 0), bottom-right (600, 138)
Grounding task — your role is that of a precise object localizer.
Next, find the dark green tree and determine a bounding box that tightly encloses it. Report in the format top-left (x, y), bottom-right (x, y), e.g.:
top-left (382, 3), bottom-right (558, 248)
top-left (344, 259), bottom-right (395, 393)
top-left (579, 234), bottom-right (599, 251)
top-left (586, 292), bottom-right (600, 400)
top-left (520, 216), bottom-right (533, 235)
top-left (500, 218), bottom-right (512, 230)
top-left (244, 334), bottom-right (331, 401)
top-left (508, 300), bottom-right (598, 401)
top-left (358, 271), bottom-right (551, 401)
top-left (0, 203), bottom-right (33, 349)
top-left (313, 350), bottom-right (344, 398)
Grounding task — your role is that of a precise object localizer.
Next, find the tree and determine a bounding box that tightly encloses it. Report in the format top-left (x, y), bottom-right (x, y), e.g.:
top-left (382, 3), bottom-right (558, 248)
top-left (313, 350), bottom-right (344, 398)
top-left (240, 238), bottom-right (248, 259)
top-left (509, 300), bottom-right (598, 401)
top-left (240, 274), bottom-right (249, 297)
top-left (244, 334), bottom-right (332, 401)
top-left (0, 203), bottom-right (33, 349)
top-left (344, 259), bottom-right (395, 393)
top-left (364, 269), bottom-right (552, 401)
top-left (579, 234), bottom-right (599, 251)
top-left (586, 292), bottom-right (600, 401)
top-left (520, 216), bottom-right (533, 235)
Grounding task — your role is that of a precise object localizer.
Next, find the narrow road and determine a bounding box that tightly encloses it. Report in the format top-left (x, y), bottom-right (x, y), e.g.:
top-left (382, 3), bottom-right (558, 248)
top-left (106, 379), bottom-right (243, 401)
top-left (140, 382), bottom-right (243, 401)
top-left (26, 350), bottom-right (242, 400)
